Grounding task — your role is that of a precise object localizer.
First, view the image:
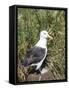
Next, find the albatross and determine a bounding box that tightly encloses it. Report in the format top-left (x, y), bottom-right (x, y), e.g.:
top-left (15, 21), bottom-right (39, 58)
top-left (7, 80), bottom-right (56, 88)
top-left (22, 30), bottom-right (53, 80)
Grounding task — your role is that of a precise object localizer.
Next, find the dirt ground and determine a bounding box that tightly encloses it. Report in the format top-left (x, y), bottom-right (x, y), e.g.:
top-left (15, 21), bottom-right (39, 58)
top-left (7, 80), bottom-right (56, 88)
top-left (18, 65), bottom-right (56, 82)
top-left (27, 69), bottom-right (55, 81)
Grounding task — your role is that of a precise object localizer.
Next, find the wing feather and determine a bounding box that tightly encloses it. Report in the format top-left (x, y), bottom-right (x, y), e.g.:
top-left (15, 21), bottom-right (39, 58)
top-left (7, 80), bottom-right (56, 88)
top-left (22, 46), bottom-right (46, 66)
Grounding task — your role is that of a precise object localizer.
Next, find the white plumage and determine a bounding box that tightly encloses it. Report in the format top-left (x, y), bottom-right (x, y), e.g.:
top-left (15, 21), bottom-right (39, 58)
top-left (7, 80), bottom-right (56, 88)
top-left (30, 30), bottom-right (52, 70)
top-left (23, 30), bottom-right (53, 80)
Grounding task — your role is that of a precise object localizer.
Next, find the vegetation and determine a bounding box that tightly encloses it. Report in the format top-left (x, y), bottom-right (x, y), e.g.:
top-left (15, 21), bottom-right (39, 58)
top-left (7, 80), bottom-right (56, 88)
top-left (17, 8), bottom-right (65, 81)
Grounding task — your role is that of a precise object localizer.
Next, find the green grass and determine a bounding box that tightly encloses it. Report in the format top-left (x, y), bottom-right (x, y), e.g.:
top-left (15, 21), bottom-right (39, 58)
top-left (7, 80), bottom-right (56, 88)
top-left (17, 8), bottom-right (65, 81)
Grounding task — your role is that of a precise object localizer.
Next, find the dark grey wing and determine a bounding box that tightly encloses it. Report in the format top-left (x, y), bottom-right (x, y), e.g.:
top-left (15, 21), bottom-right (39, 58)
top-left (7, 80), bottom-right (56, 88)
top-left (22, 46), bottom-right (45, 67)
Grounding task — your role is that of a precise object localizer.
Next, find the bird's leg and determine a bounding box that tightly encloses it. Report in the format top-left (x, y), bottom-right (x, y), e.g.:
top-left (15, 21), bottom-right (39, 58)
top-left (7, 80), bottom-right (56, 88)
top-left (39, 68), bottom-right (42, 81)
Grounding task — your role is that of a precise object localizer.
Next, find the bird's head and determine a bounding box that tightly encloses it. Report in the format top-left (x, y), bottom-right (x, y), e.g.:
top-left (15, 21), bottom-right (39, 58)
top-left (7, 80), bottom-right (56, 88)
top-left (40, 30), bottom-right (53, 40)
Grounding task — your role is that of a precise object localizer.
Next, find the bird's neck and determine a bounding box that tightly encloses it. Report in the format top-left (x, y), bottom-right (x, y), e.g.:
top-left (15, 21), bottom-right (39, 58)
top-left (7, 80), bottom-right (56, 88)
top-left (35, 38), bottom-right (47, 48)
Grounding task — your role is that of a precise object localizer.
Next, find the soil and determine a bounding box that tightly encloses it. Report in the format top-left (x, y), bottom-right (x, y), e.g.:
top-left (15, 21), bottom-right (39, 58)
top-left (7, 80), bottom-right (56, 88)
top-left (27, 69), bottom-right (55, 81)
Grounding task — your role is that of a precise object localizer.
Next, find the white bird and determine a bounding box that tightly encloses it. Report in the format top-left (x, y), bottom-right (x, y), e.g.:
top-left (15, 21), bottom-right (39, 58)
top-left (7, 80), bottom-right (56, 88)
top-left (22, 30), bottom-right (53, 80)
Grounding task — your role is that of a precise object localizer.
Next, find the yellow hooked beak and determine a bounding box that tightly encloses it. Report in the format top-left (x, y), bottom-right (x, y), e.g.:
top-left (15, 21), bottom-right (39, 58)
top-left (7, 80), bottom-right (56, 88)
top-left (48, 34), bottom-right (53, 40)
